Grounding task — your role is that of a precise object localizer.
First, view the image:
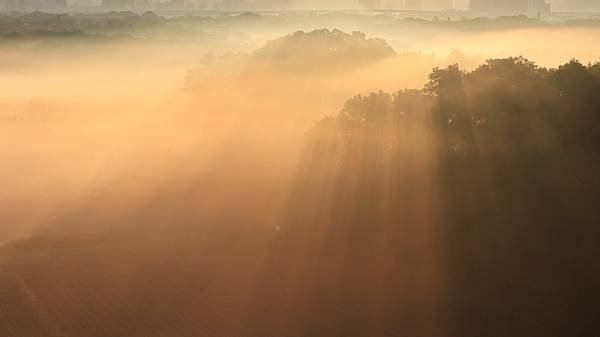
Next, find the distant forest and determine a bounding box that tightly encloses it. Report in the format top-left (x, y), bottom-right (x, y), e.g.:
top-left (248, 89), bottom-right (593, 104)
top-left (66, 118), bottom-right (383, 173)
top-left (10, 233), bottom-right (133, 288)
top-left (2, 11), bottom-right (600, 39)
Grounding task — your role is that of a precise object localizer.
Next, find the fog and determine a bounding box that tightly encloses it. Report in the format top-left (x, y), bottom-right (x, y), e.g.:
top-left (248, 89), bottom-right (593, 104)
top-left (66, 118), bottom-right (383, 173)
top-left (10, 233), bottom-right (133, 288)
top-left (2, 20), bottom-right (599, 241)
top-left (1, 12), bottom-right (600, 337)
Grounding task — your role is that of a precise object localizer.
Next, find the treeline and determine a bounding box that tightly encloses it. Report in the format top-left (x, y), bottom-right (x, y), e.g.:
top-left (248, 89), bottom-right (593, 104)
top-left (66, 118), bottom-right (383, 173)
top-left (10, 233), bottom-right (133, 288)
top-left (250, 29), bottom-right (396, 73)
top-left (3, 11), bottom-right (600, 38)
top-left (285, 57), bottom-right (600, 337)
top-left (309, 57), bottom-right (600, 162)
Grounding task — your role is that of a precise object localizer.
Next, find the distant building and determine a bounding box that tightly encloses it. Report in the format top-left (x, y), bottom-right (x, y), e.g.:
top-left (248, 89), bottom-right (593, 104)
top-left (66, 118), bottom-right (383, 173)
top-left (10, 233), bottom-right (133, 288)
top-left (405, 0), bottom-right (421, 10)
top-left (470, 0), bottom-right (526, 14)
top-left (568, 0), bottom-right (600, 11)
top-left (431, 0), bottom-right (453, 10)
top-left (387, 0), bottom-right (404, 9)
top-left (470, 0), bottom-right (550, 15)
top-left (3, 0), bottom-right (66, 11)
top-left (546, 0), bottom-right (566, 11)
top-left (102, 0), bottom-right (134, 9)
top-left (358, 0), bottom-right (380, 9)
top-left (529, 0), bottom-right (551, 14)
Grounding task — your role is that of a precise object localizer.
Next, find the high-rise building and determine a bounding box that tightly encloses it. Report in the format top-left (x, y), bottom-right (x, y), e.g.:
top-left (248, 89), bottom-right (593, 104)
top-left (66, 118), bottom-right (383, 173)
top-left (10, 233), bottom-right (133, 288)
top-left (529, 0), bottom-right (551, 14)
top-left (358, 0), bottom-right (380, 9)
top-left (470, 0), bottom-right (550, 15)
top-left (568, 0), bottom-right (600, 11)
top-left (405, 0), bottom-right (422, 10)
top-left (3, 0), bottom-right (66, 11)
top-left (470, 0), bottom-right (526, 13)
top-left (431, 0), bottom-right (453, 10)
top-left (102, 0), bottom-right (134, 9)
top-left (387, 0), bottom-right (404, 9)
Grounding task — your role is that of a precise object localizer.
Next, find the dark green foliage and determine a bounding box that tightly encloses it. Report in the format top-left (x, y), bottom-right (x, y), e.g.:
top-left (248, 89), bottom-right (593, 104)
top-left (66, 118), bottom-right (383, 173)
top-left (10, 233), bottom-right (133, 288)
top-left (250, 29), bottom-right (396, 73)
top-left (297, 57), bottom-right (600, 337)
top-left (310, 57), bottom-right (600, 158)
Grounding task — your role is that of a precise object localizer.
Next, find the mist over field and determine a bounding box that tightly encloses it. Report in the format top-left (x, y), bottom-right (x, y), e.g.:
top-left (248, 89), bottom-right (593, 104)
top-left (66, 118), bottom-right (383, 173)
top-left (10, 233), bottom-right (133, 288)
top-left (1, 11), bottom-right (600, 337)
